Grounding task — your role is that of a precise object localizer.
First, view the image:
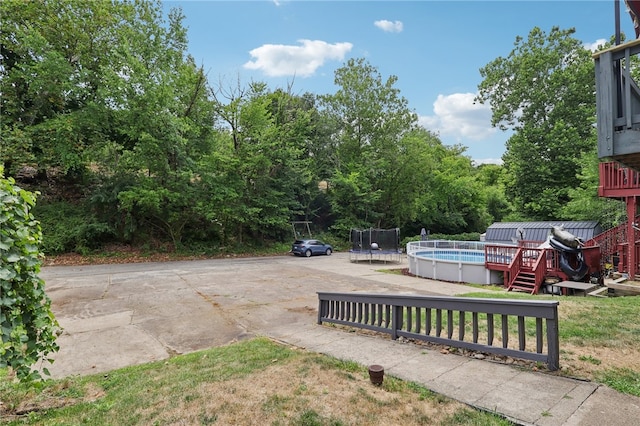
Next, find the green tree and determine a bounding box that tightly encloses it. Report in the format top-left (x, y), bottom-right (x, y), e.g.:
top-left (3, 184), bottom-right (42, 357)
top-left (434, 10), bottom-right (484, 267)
top-left (473, 164), bottom-right (513, 223)
top-left (319, 58), bottom-right (418, 232)
top-left (1, 169), bottom-right (60, 382)
top-left (381, 127), bottom-right (493, 235)
top-left (560, 150), bottom-right (626, 229)
top-left (377, 128), bottom-right (444, 231)
top-left (1, 0), bottom-right (218, 250)
top-left (0, 0), bottom-right (130, 177)
top-left (476, 27), bottom-right (596, 220)
top-left (428, 150), bottom-right (491, 234)
top-left (84, 1), bottom-right (215, 248)
top-left (201, 83), bottom-right (318, 244)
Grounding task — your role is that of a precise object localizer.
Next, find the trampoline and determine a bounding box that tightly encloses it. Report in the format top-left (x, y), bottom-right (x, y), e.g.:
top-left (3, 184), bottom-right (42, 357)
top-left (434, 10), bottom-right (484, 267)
top-left (349, 228), bottom-right (402, 263)
top-left (406, 240), bottom-right (503, 284)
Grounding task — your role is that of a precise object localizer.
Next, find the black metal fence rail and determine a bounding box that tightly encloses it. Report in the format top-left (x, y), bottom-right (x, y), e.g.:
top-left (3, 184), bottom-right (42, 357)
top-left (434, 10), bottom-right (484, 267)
top-left (317, 292), bottom-right (560, 370)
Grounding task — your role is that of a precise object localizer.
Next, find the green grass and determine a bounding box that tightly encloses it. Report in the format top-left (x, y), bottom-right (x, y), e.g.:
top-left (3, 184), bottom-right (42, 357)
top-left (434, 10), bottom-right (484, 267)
top-left (1, 338), bottom-right (295, 424)
top-left (595, 368), bottom-right (640, 396)
top-left (462, 292), bottom-right (640, 347)
top-left (0, 338), bottom-right (513, 425)
top-left (375, 268), bottom-right (404, 275)
top-left (578, 355), bottom-right (602, 365)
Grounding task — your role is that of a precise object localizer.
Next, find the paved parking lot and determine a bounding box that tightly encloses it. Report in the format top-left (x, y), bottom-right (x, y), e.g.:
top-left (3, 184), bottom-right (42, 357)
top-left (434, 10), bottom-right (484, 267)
top-left (41, 252), bottom-right (471, 378)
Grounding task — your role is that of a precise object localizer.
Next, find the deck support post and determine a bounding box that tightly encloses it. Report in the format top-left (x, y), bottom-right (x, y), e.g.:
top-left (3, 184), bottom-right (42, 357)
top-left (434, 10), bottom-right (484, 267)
top-left (626, 196), bottom-right (639, 278)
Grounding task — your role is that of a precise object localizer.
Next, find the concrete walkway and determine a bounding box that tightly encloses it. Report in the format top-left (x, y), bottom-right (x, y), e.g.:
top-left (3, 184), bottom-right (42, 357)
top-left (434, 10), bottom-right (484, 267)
top-left (40, 253), bottom-right (640, 425)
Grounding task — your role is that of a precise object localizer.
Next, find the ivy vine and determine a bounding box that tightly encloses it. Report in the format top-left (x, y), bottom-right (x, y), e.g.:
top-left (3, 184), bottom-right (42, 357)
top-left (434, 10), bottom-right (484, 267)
top-left (1, 171), bottom-right (61, 381)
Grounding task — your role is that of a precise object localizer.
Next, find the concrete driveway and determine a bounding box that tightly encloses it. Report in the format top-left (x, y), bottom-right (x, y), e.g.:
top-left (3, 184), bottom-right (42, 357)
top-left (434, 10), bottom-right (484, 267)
top-left (40, 252), bottom-right (479, 378)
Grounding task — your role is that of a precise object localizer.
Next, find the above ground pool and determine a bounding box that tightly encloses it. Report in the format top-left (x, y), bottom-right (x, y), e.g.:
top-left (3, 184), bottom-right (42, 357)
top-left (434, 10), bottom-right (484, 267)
top-left (406, 241), bottom-right (503, 285)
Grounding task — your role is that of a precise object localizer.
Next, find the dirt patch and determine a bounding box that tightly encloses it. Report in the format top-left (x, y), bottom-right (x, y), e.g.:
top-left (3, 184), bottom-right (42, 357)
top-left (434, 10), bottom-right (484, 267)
top-left (42, 245), bottom-right (213, 266)
top-left (41, 244), bottom-right (295, 267)
top-left (136, 355), bottom-right (467, 425)
top-left (287, 306), bottom-right (317, 314)
top-left (1, 381), bottom-right (105, 421)
top-left (560, 344), bottom-right (640, 379)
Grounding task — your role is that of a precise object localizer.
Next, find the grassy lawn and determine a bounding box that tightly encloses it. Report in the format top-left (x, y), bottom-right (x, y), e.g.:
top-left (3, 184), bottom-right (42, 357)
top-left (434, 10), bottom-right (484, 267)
top-left (0, 338), bottom-right (513, 425)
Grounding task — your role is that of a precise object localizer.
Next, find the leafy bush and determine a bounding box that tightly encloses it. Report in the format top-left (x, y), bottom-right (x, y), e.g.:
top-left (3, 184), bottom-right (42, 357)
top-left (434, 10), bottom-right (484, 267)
top-left (0, 170), bottom-right (61, 381)
top-left (34, 201), bottom-right (115, 255)
top-left (312, 233), bottom-right (348, 252)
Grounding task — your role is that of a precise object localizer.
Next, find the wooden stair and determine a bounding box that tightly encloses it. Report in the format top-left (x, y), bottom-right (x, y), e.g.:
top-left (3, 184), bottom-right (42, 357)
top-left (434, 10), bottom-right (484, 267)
top-left (508, 269), bottom-right (539, 294)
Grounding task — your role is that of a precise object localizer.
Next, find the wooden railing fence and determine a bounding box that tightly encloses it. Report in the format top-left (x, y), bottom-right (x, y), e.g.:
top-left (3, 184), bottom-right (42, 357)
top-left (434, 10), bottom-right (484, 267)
top-left (318, 292), bottom-right (560, 370)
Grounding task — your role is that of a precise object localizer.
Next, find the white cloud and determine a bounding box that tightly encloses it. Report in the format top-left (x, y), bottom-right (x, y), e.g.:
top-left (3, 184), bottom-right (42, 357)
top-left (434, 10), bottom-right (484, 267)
top-left (374, 20), bottom-right (403, 33)
top-left (243, 39), bottom-right (353, 77)
top-left (419, 92), bottom-right (505, 165)
top-left (473, 158), bottom-right (504, 166)
top-left (419, 92), bottom-right (496, 141)
top-left (584, 38), bottom-right (607, 52)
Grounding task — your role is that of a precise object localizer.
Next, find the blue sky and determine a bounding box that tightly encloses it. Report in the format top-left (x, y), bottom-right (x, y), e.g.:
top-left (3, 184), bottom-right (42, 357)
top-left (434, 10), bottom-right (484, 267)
top-left (162, 0), bottom-right (636, 164)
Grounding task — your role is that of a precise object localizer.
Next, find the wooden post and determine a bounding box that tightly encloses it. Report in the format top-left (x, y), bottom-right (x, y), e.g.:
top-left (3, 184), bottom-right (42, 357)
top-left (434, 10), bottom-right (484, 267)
top-left (627, 195), bottom-right (638, 278)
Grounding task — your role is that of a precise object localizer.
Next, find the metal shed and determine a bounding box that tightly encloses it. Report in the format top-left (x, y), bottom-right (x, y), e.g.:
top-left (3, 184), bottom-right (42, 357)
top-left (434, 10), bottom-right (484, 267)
top-left (484, 221), bottom-right (602, 245)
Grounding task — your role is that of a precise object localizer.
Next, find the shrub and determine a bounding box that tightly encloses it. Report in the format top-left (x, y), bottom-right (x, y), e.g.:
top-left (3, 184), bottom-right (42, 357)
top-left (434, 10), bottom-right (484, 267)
top-left (0, 170), bottom-right (61, 381)
top-left (34, 201), bottom-right (115, 255)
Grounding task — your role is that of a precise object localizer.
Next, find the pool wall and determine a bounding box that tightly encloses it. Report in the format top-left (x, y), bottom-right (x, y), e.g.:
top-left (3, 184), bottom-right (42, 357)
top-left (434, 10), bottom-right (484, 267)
top-left (406, 241), bottom-right (503, 285)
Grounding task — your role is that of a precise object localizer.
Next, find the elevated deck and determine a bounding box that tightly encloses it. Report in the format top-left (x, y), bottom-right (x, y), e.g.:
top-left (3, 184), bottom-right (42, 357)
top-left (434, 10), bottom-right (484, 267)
top-left (598, 161), bottom-right (640, 197)
top-left (594, 38), bottom-right (640, 170)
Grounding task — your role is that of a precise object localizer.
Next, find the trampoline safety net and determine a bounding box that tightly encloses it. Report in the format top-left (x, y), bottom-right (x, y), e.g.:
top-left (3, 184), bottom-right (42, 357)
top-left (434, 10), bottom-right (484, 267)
top-left (349, 228), bottom-right (402, 263)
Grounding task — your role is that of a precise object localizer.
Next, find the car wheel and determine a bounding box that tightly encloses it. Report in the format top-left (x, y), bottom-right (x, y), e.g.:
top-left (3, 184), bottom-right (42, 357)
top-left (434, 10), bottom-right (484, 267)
top-left (305, 249), bottom-right (312, 257)
top-left (325, 248), bottom-right (332, 256)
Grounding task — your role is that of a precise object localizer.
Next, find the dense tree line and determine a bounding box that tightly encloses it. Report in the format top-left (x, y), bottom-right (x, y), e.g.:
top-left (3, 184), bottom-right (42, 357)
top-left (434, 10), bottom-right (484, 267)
top-left (0, 0), bottom-right (622, 255)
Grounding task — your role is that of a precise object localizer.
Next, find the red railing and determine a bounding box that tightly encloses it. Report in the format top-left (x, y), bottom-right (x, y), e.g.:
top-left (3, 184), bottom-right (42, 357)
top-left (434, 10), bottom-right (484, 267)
top-left (584, 218), bottom-right (634, 265)
top-left (483, 162), bottom-right (639, 279)
top-left (613, 240), bottom-right (640, 274)
top-left (484, 245), bottom-right (518, 267)
top-left (507, 248), bottom-right (547, 293)
top-left (518, 240), bottom-right (544, 249)
top-left (545, 249), bottom-right (562, 272)
top-left (486, 244), bottom-right (575, 290)
top-left (507, 249), bottom-right (523, 288)
top-left (599, 162), bottom-right (640, 194)
top-left (531, 249), bottom-right (547, 291)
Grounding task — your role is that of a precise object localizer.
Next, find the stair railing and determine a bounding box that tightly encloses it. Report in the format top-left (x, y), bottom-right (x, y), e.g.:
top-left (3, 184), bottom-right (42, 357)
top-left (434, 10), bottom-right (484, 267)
top-left (507, 248), bottom-right (524, 289)
top-left (584, 219), bottom-right (632, 263)
top-left (531, 249), bottom-right (548, 293)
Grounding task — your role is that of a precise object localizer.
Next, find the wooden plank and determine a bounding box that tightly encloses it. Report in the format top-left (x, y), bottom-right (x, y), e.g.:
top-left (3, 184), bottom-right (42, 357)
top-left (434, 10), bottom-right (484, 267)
top-left (551, 281), bottom-right (598, 297)
top-left (588, 287), bottom-right (609, 298)
top-left (606, 282), bottom-right (640, 294)
top-left (592, 37), bottom-right (640, 59)
top-left (552, 281), bottom-right (598, 291)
